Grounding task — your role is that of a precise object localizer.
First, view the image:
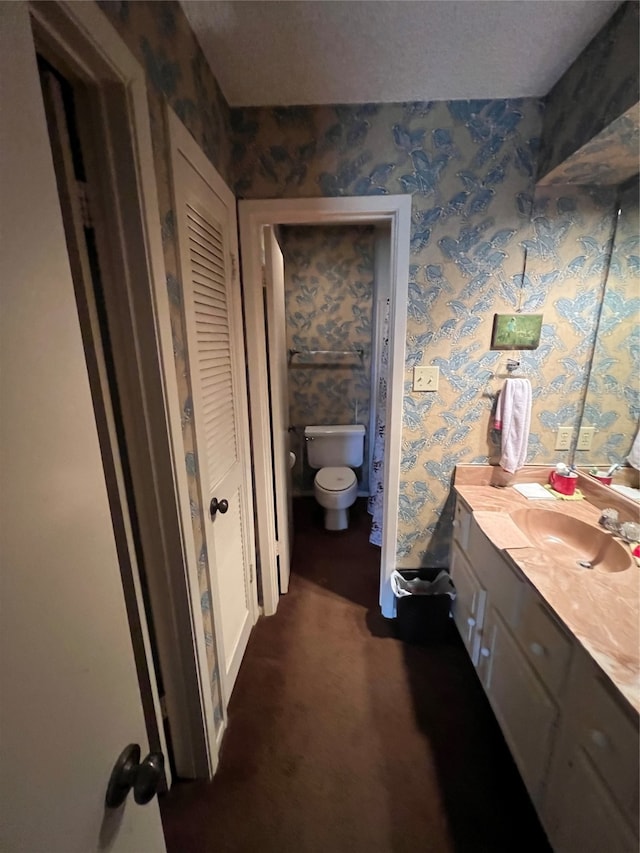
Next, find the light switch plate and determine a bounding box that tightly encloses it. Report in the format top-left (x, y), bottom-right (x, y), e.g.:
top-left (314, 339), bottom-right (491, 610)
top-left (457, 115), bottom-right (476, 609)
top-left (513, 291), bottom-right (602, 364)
top-left (555, 426), bottom-right (572, 451)
top-left (413, 366), bottom-right (439, 391)
top-left (577, 426), bottom-right (595, 451)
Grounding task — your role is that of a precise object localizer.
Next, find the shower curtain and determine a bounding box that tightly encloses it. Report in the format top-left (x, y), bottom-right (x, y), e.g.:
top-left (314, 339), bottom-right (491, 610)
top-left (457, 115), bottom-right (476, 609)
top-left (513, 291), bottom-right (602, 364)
top-left (368, 300), bottom-right (390, 546)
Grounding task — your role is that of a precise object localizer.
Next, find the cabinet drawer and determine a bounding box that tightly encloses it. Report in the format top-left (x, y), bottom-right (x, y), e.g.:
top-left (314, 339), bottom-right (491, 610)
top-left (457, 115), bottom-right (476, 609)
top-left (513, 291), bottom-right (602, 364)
top-left (520, 597), bottom-right (572, 695)
top-left (450, 544), bottom-right (485, 666)
top-left (572, 665), bottom-right (639, 827)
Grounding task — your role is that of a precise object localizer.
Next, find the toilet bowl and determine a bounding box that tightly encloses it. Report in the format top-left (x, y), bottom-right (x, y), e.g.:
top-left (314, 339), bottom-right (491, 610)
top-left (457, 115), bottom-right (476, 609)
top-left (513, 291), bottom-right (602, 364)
top-left (304, 424), bottom-right (365, 531)
top-left (313, 466), bottom-right (358, 531)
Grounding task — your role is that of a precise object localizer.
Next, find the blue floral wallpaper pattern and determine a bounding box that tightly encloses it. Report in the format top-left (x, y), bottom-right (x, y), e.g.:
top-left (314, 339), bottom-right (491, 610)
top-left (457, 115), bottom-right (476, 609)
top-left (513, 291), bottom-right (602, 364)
top-left (524, 183), bottom-right (617, 455)
top-left (539, 104), bottom-right (640, 187)
top-left (97, 0), bottom-right (232, 183)
top-left (232, 100), bottom-right (620, 566)
top-left (576, 179), bottom-right (640, 467)
top-left (538, 0), bottom-right (639, 182)
top-left (280, 225), bottom-right (374, 493)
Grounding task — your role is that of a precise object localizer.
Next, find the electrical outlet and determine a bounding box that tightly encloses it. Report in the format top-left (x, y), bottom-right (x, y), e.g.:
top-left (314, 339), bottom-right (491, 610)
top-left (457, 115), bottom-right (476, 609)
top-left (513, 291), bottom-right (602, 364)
top-left (555, 426), bottom-right (573, 451)
top-left (577, 426), bottom-right (595, 451)
top-left (413, 366), bottom-right (439, 392)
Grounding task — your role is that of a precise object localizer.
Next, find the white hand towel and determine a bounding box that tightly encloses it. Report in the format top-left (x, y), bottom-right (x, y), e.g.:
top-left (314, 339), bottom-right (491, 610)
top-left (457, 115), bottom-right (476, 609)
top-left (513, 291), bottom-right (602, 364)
top-left (494, 378), bottom-right (532, 473)
top-left (628, 423), bottom-right (640, 471)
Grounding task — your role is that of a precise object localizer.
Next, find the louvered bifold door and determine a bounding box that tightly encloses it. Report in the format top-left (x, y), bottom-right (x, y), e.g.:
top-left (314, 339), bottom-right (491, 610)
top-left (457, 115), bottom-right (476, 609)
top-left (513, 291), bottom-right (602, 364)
top-left (188, 205), bottom-right (238, 483)
top-left (172, 138), bottom-right (256, 700)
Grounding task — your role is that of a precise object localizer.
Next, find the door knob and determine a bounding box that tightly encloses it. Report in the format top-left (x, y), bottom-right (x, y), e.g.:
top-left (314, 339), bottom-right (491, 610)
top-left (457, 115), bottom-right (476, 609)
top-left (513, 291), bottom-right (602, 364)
top-left (210, 497), bottom-right (229, 518)
top-left (105, 744), bottom-right (164, 808)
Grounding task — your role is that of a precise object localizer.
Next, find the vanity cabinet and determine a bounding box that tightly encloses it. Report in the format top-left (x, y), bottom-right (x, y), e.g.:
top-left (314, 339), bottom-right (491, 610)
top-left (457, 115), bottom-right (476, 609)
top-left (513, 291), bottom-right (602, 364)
top-left (452, 496), bottom-right (472, 550)
top-left (451, 504), bottom-right (561, 806)
top-left (518, 598), bottom-right (572, 696)
top-left (478, 603), bottom-right (560, 804)
top-left (542, 651), bottom-right (639, 853)
top-left (450, 496), bottom-right (639, 852)
top-left (449, 545), bottom-right (485, 665)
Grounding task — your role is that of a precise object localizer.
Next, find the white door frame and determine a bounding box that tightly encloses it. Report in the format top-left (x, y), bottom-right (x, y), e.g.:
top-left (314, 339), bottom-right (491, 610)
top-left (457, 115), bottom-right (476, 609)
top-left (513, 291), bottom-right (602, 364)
top-left (167, 107), bottom-right (259, 708)
top-left (30, 0), bottom-right (215, 776)
top-left (263, 228), bottom-right (292, 594)
top-left (239, 196), bottom-right (411, 618)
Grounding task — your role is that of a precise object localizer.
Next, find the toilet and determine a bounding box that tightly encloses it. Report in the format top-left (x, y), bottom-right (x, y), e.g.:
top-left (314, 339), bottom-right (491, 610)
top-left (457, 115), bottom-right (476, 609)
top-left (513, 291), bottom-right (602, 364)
top-left (304, 424), bottom-right (365, 531)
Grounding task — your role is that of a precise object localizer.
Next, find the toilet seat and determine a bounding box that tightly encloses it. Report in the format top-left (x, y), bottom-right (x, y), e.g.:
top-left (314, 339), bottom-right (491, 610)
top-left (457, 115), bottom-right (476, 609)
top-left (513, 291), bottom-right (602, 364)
top-left (315, 466), bottom-right (356, 492)
top-left (312, 466), bottom-right (358, 531)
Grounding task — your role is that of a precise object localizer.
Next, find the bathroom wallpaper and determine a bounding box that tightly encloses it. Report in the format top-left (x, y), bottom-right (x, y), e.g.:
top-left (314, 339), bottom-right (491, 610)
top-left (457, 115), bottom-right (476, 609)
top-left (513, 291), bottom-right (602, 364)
top-left (97, 3), bottom-right (630, 600)
top-left (539, 104), bottom-right (640, 188)
top-left (538, 0), bottom-right (639, 182)
top-left (97, 0), bottom-right (229, 733)
top-left (232, 101), bottom-right (619, 566)
top-left (280, 225), bottom-right (375, 494)
top-left (575, 180), bottom-right (640, 467)
top-left (524, 183), bottom-right (617, 459)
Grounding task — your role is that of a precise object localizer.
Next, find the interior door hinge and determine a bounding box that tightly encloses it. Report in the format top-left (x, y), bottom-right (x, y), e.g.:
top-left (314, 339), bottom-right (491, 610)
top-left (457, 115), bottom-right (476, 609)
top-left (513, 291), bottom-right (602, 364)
top-left (249, 563), bottom-right (254, 584)
top-left (230, 252), bottom-right (238, 281)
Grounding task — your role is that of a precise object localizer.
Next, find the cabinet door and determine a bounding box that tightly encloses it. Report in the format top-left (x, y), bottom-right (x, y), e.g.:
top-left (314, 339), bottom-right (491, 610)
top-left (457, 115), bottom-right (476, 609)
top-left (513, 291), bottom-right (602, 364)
top-left (543, 738), bottom-right (638, 853)
top-left (452, 497), bottom-right (471, 550)
top-left (572, 674), bottom-right (639, 828)
top-left (519, 596), bottom-right (572, 696)
top-left (468, 519), bottom-right (525, 629)
top-left (542, 649), bottom-right (640, 849)
top-left (450, 544), bottom-right (486, 666)
top-left (479, 606), bottom-right (559, 803)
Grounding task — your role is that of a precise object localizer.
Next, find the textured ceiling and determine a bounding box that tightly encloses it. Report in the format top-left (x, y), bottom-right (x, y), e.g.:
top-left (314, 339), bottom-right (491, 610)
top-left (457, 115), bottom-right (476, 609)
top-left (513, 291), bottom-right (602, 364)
top-left (180, 0), bottom-right (622, 106)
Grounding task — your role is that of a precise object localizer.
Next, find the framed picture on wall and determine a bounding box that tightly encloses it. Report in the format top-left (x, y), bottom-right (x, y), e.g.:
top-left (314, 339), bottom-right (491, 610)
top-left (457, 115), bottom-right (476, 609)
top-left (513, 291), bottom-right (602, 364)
top-left (491, 313), bottom-right (542, 350)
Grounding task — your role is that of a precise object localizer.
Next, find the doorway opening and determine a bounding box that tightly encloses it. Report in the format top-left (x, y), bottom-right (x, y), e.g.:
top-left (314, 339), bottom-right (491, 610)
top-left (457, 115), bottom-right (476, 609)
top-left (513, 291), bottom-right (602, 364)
top-left (274, 222), bottom-right (391, 577)
top-left (239, 196), bottom-right (411, 620)
top-left (30, 0), bottom-right (216, 784)
top-left (36, 52), bottom-right (174, 780)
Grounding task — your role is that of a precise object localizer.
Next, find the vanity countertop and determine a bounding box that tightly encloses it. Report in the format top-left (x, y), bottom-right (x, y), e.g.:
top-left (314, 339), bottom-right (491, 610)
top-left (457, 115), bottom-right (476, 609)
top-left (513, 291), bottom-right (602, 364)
top-left (453, 480), bottom-right (640, 715)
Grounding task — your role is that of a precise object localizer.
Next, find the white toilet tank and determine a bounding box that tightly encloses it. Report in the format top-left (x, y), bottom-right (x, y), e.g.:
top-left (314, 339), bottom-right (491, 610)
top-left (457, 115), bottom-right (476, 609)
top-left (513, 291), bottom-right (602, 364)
top-left (304, 424), bottom-right (365, 468)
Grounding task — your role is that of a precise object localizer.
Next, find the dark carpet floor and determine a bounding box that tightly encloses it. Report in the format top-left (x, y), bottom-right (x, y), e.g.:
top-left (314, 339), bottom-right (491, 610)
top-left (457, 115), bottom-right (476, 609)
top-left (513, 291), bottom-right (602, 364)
top-left (160, 498), bottom-right (551, 853)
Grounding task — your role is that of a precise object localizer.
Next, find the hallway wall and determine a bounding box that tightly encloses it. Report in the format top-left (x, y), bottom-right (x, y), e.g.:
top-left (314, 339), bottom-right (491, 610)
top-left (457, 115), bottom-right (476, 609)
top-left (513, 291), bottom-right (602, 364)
top-left (97, 0), bottom-right (231, 733)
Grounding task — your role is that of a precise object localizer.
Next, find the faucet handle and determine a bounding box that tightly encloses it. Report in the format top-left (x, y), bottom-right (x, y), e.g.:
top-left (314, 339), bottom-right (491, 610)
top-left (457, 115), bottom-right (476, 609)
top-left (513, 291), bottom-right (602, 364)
top-left (620, 521), bottom-right (640, 543)
top-left (599, 508), bottom-right (620, 533)
top-left (599, 508), bottom-right (618, 522)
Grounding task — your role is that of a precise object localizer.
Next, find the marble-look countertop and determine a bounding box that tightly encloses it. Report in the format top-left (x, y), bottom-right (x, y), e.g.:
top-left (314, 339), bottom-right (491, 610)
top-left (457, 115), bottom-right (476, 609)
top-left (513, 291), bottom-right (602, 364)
top-left (453, 480), bottom-right (640, 715)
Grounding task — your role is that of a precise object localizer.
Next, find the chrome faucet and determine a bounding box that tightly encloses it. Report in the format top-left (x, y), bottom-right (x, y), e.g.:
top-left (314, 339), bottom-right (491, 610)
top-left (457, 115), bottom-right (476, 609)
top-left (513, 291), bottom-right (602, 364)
top-left (599, 509), bottom-right (640, 542)
top-left (599, 508), bottom-right (620, 533)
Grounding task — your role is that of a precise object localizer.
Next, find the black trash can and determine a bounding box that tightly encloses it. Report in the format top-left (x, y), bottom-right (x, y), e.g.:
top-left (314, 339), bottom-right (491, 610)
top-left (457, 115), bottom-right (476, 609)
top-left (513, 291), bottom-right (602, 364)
top-left (394, 568), bottom-right (455, 645)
